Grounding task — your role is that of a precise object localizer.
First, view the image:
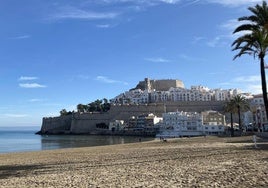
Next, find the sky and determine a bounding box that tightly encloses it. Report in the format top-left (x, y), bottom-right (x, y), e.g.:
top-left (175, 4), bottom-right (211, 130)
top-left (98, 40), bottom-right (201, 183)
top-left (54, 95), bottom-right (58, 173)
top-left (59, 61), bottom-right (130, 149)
top-left (0, 0), bottom-right (267, 127)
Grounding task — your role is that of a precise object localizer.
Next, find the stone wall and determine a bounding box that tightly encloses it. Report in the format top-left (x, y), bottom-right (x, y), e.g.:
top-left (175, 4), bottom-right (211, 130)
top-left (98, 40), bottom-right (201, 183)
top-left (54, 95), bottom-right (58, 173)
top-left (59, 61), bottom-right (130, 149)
top-left (70, 112), bottom-right (112, 134)
top-left (150, 79), bottom-right (185, 91)
top-left (41, 115), bottom-right (72, 134)
top-left (40, 101), bottom-right (225, 134)
top-left (134, 78), bottom-right (185, 91)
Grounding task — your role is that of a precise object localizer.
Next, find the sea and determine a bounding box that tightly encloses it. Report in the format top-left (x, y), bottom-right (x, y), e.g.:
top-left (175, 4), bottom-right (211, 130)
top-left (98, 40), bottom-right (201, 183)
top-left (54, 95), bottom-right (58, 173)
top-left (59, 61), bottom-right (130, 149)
top-left (0, 126), bottom-right (155, 154)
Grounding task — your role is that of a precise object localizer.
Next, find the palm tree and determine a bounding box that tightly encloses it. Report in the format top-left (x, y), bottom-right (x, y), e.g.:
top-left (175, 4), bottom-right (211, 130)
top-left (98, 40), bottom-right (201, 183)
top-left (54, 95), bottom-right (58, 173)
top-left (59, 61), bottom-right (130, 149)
top-left (232, 1), bottom-right (268, 121)
top-left (77, 104), bottom-right (84, 113)
top-left (225, 101), bottom-right (236, 137)
top-left (230, 95), bottom-right (250, 131)
top-left (60, 109), bottom-right (68, 116)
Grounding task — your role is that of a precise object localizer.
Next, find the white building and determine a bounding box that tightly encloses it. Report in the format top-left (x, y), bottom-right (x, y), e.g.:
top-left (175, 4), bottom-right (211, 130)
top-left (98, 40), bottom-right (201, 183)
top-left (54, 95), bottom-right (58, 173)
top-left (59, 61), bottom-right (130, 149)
top-left (111, 84), bottom-right (245, 105)
top-left (203, 125), bottom-right (225, 135)
top-left (159, 111), bottom-right (203, 137)
top-left (247, 94), bottom-right (268, 131)
top-left (157, 111), bottom-right (226, 137)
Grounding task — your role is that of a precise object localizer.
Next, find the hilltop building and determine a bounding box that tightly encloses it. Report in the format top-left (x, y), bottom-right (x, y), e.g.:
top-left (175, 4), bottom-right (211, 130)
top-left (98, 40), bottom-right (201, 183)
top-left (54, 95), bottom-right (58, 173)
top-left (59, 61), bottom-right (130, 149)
top-left (110, 78), bottom-right (248, 105)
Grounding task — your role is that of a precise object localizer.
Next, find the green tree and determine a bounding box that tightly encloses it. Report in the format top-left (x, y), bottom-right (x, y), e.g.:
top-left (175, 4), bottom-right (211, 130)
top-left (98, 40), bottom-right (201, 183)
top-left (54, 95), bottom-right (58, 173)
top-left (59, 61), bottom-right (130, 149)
top-left (95, 99), bottom-right (103, 112)
top-left (60, 109), bottom-right (68, 116)
top-left (102, 98), bottom-right (111, 112)
top-left (229, 95), bottom-right (250, 131)
top-left (232, 1), bottom-right (268, 121)
top-left (77, 104), bottom-right (85, 113)
top-left (225, 101), bottom-right (236, 137)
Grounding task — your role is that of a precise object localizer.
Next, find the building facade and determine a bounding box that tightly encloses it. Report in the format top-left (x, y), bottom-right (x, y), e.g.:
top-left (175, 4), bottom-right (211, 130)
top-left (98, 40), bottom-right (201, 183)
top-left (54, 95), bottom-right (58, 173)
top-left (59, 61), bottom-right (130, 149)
top-left (110, 78), bottom-right (247, 105)
top-left (247, 94), bottom-right (268, 131)
top-left (160, 111), bottom-right (203, 137)
top-left (158, 111), bottom-right (226, 137)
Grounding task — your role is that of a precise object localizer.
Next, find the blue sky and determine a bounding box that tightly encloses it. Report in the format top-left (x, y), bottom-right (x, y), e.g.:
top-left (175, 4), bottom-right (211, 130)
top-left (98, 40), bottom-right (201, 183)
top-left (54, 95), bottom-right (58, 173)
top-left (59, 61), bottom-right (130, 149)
top-left (0, 0), bottom-right (266, 127)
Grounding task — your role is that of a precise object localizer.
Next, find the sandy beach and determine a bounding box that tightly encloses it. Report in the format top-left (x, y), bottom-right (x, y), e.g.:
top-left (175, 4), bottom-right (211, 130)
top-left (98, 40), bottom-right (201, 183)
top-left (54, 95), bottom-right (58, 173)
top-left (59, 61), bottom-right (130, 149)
top-left (0, 136), bottom-right (268, 188)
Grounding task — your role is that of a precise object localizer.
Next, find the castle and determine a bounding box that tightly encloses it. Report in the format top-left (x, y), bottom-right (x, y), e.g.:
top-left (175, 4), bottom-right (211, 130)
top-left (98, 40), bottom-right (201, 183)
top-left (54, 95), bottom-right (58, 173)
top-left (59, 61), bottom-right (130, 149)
top-left (39, 78), bottom-right (249, 135)
top-left (110, 78), bottom-right (249, 105)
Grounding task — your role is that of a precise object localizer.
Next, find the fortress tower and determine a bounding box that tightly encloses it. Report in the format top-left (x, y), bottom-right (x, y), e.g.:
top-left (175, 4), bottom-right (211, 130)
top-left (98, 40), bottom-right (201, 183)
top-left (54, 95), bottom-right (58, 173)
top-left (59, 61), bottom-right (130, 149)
top-left (145, 78), bottom-right (152, 91)
top-left (133, 78), bottom-right (185, 91)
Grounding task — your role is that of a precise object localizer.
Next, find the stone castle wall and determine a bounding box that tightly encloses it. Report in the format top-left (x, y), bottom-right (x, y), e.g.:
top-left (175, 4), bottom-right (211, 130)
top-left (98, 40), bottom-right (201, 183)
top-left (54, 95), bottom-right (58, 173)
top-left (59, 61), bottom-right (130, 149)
top-left (40, 101), bottom-right (225, 134)
top-left (134, 78), bottom-right (185, 91)
top-left (41, 115), bottom-right (72, 134)
top-left (70, 112), bottom-right (113, 134)
top-left (150, 79), bottom-right (185, 91)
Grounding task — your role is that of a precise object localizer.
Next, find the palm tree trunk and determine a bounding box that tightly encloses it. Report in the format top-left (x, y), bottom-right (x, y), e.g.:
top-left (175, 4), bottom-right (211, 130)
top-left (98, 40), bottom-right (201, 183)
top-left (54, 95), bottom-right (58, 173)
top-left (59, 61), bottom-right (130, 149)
top-left (230, 112), bottom-right (234, 137)
top-left (260, 57), bottom-right (268, 130)
top-left (238, 105), bottom-right (241, 131)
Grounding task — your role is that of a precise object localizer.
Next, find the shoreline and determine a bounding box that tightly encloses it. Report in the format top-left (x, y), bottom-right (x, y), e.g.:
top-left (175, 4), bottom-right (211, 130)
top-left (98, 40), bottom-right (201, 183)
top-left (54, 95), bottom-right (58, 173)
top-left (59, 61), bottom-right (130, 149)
top-left (0, 136), bottom-right (268, 187)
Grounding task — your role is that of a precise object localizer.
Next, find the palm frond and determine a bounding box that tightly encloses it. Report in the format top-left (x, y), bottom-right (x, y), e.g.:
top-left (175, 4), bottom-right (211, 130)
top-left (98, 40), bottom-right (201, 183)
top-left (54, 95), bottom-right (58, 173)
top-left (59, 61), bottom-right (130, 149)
top-left (233, 24), bottom-right (255, 34)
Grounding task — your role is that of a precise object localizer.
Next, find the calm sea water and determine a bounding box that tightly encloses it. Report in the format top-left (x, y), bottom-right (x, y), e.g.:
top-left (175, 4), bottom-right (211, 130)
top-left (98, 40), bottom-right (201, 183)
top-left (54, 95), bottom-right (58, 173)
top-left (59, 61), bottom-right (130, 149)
top-left (0, 126), bottom-right (155, 154)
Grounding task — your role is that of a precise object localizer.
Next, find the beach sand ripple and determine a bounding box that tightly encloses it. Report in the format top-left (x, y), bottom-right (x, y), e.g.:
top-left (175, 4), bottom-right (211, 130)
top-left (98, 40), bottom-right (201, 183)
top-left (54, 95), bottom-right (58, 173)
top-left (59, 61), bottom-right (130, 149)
top-left (0, 136), bottom-right (268, 187)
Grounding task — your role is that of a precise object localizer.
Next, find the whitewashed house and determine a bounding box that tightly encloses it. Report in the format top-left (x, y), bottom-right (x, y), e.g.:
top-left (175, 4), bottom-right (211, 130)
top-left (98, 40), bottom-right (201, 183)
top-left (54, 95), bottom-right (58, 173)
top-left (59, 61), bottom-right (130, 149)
top-left (248, 94), bottom-right (268, 131)
top-left (202, 111), bottom-right (226, 135)
top-left (158, 111), bottom-right (203, 137)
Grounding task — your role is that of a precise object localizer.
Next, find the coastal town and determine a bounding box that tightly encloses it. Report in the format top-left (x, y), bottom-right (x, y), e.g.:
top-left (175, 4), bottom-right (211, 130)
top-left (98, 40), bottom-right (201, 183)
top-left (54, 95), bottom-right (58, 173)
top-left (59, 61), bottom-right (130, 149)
top-left (2, 1), bottom-right (268, 187)
top-left (39, 78), bottom-right (268, 137)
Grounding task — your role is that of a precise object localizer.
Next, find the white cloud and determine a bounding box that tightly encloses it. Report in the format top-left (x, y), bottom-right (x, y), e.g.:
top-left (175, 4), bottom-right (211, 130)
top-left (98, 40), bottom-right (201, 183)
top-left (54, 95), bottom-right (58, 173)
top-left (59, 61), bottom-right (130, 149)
top-left (145, 57), bottom-right (171, 63)
top-left (159, 0), bottom-right (180, 4)
top-left (220, 19), bottom-right (251, 39)
top-left (232, 75), bottom-right (262, 94)
top-left (95, 76), bottom-right (128, 85)
top-left (191, 36), bottom-right (205, 44)
top-left (204, 3), bottom-right (258, 48)
top-left (96, 76), bottom-right (116, 83)
top-left (10, 35), bottom-right (31, 40)
top-left (2, 114), bottom-right (28, 118)
top-left (207, 36), bottom-right (225, 47)
top-left (178, 54), bottom-right (206, 62)
top-left (233, 75), bottom-right (260, 83)
top-left (99, 0), bottom-right (181, 4)
top-left (51, 6), bottom-right (119, 20)
top-left (18, 76), bottom-right (38, 81)
top-left (246, 84), bottom-right (262, 94)
top-left (220, 19), bottom-right (240, 31)
top-left (19, 83), bottom-right (47, 88)
top-left (206, 0), bottom-right (262, 7)
top-left (96, 24), bottom-right (112, 28)
top-left (28, 99), bottom-right (44, 102)
top-left (218, 75), bottom-right (263, 94)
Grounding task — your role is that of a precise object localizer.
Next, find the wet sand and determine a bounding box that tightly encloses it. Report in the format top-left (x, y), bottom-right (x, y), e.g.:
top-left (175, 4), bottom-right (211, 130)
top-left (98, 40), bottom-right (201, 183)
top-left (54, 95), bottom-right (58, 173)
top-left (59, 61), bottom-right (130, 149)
top-left (0, 136), bottom-right (268, 187)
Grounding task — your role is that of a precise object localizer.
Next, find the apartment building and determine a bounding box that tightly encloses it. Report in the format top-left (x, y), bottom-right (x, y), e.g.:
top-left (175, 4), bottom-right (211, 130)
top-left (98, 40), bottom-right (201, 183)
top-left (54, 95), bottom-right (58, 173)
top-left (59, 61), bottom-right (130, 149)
top-left (111, 83), bottom-right (244, 104)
